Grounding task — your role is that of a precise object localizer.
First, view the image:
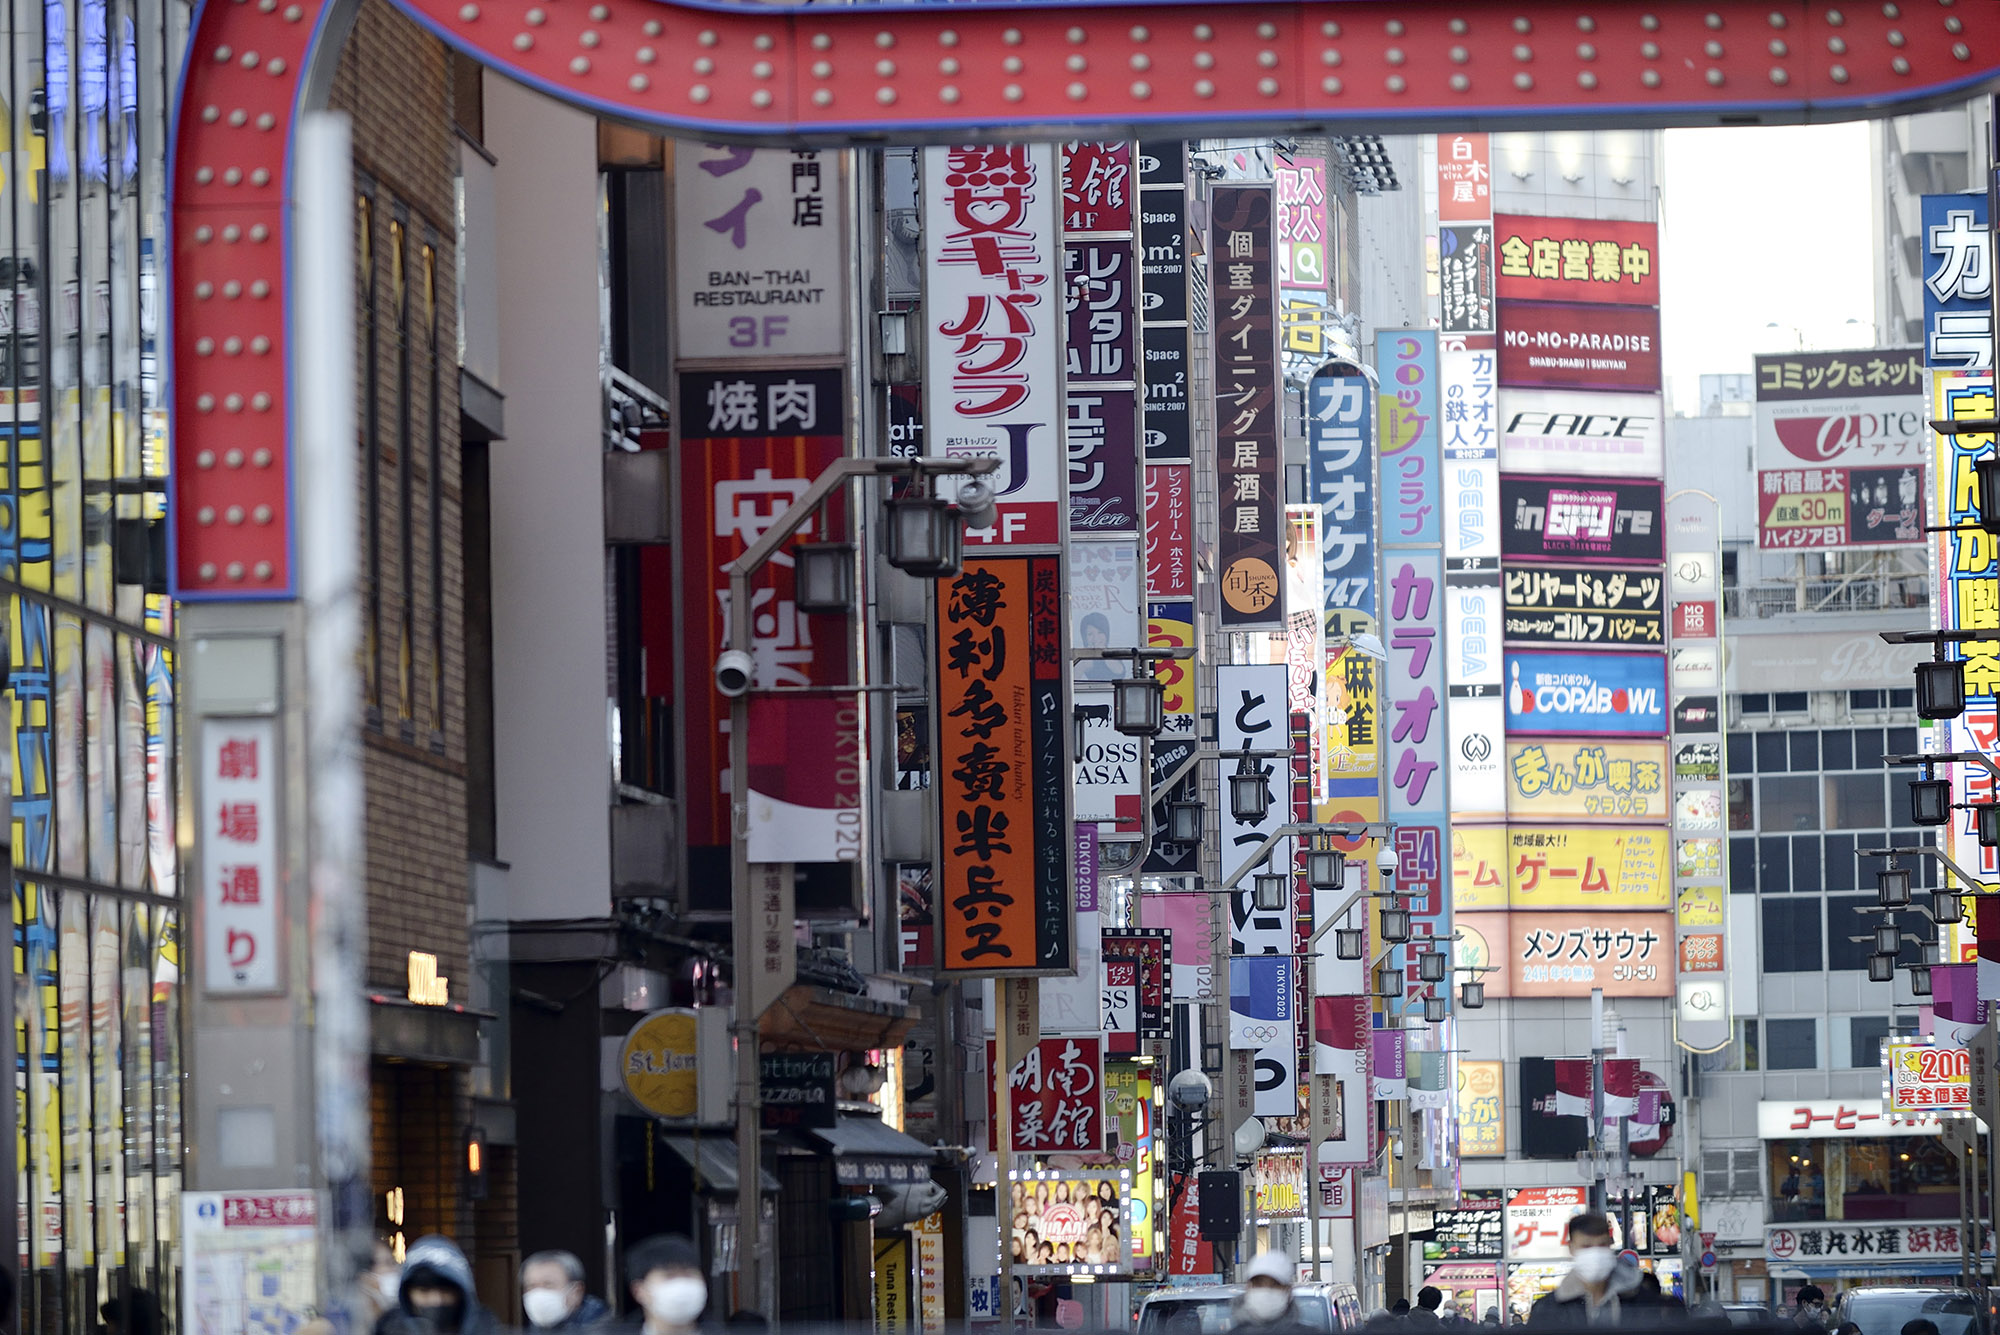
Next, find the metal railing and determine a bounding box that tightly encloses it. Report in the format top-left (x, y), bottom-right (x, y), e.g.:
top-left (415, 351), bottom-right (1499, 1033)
top-left (1724, 575), bottom-right (1928, 619)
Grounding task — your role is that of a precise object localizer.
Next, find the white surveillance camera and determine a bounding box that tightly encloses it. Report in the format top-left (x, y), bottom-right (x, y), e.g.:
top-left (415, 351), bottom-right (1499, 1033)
top-left (714, 649), bottom-right (754, 699)
top-left (956, 479), bottom-right (997, 532)
top-left (1168, 1068), bottom-right (1212, 1111)
top-left (1375, 844), bottom-right (1397, 875)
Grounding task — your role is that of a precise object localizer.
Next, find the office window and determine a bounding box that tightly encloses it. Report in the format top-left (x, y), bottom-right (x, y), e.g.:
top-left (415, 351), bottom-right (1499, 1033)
top-left (1890, 689), bottom-right (1915, 710)
top-left (1761, 776), bottom-right (1820, 831)
top-left (1762, 898), bottom-right (1822, 972)
top-left (1853, 728), bottom-right (1887, 771)
top-left (1739, 1018), bottom-right (1761, 1071)
top-left (1729, 779), bottom-right (1755, 831)
top-left (1887, 726), bottom-right (1919, 756)
top-left (1825, 773), bottom-right (1885, 830)
top-left (1849, 1016), bottom-right (1892, 1069)
top-left (1727, 731), bottom-right (1752, 774)
top-left (1822, 730), bottom-right (1853, 771)
top-left (1823, 835), bottom-right (1856, 892)
top-left (1775, 692), bottom-right (1810, 713)
top-left (1790, 731), bottom-right (1819, 771)
top-left (1758, 838), bottom-right (1790, 893)
top-left (1849, 690), bottom-right (1884, 711)
top-left (1730, 837), bottom-right (1758, 893)
top-left (1741, 694), bottom-right (1772, 716)
top-left (1756, 731), bottom-right (1787, 773)
top-left (1826, 895), bottom-right (1879, 972)
top-left (1791, 837), bottom-right (1819, 891)
top-left (1766, 1018), bottom-right (1819, 1070)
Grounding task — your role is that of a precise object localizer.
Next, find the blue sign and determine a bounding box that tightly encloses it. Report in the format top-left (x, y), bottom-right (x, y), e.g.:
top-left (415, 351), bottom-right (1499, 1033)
top-left (1504, 650), bottom-right (1668, 737)
top-left (1921, 193), bottom-right (1990, 369)
top-left (1308, 372), bottom-right (1377, 638)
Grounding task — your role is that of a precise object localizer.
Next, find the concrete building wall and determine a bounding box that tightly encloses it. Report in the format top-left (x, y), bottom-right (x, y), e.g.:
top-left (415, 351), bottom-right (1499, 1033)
top-left (483, 75), bottom-right (614, 921)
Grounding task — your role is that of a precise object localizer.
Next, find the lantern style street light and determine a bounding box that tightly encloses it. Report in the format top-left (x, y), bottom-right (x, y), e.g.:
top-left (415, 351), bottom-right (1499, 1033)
top-left (1113, 672), bottom-right (1165, 738)
top-left (1230, 753), bottom-right (1273, 823)
top-left (792, 539), bottom-right (857, 613)
top-left (1876, 861), bottom-right (1911, 909)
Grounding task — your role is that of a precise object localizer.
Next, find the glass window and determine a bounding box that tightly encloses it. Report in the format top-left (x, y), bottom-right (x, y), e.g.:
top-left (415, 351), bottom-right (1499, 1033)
top-left (1849, 690), bottom-right (1884, 711)
top-left (1731, 837), bottom-right (1758, 893)
top-left (1756, 731), bottom-right (1787, 774)
top-left (1775, 692), bottom-right (1810, 713)
top-left (1758, 838), bottom-right (1791, 893)
top-left (1740, 693), bottom-right (1771, 715)
top-left (1825, 773), bottom-right (1885, 830)
top-left (1727, 731), bottom-right (1752, 774)
top-left (1766, 1018), bottom-right (1819, 1069)
top-left (1761, 776), bottom-right (1820, 831)
top-left (1823, 835), bottom-right (1856, 893)
top-left (1890, 689), bottom-right (1915, 710)
top-left (1822, 730), bottom-right (1853, 770)
top-left (1854, 728), bottom-right (1887, 771)
top-left (1728, 778), bottom-right (1755, 831)
top-left (1790, 731), bottom-right (1819, 771)
top-left (1827, 895), bottom-right (1879, 972)
top-left (1887, 726), bottom-right (1919, 756)
top-left (1771, 1137), bottom-right (1827, 1219)
top-left (1763, 899), bottom-right (1822, 972)
top-left (1850, 1016), bottom-right (1892, 1069)
top-left (1739, 1018), bottom-right (1760, 1071)
top-left (1792, 836), bottom-right (1819, 891)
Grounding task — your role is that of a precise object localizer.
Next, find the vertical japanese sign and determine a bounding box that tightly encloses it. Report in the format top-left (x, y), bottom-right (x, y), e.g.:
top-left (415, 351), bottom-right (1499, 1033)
top-left (1283, 508), bottom-right (1329, 804)
top-left (1921, 194), bottom-right (1991, 369)
top-left (1378, 330), bottom-right (1450, 1011)
top-left (1062, 142), bottom-right (1134, 234)
top-left (1221, 662), bottom-right (1298, 1117)
top-left (935, 556), bottom-right (1072, 975)
top-left (1442, 344), bottom-right (1504, 820)
top-left (993, 1037), bottom-right (1106, 1152)
top-left (1276, 155), bottom-right (1332, 382)
top-left (1064, 192), bottom-right (1141, 534)
top-left (202, 719), bottom-right (279, 993)
top-left (673, 147), bottom-right (847, 359)
top-left (1667, 491), bottom-right (1728, 1053)
top-left (1139, 143), bottom-right (1192, 463)
top-left (1438, 134), bottom-right (1494, 337)
top-left (1143, 597), bottom-right (1201, 877)
top-left (677, 370), bottom-right (857, 907)
top-left (923, 146), bottom-right (1064, 546)
top-left (1213, 186), bottom-right (1285, 629)
top-left (1931, 372), bottom-right (1999, 884)
top-left (1143, 464), bottom-right (1193, 598)
top-left (1309, 372), bottom-right (1382, 803)
top-left (1437, 133), bottom-right (1492, 222)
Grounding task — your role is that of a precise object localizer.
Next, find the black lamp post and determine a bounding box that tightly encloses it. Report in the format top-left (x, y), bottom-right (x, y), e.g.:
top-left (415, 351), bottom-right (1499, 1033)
top-left (1229, 754), bottom-right (1273, 823)
top-left (1877, 862), bottom-right (1912, 909)
top-left (1868, 952), bottom-right (1896, 983)
top-left (1910, 773), bottom-right (1953, 826)
top-left (1112, 672), bottom-right (1165, 737)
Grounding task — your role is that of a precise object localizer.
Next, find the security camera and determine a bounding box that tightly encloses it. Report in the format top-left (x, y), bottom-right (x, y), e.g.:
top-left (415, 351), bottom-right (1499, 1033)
top-left (955, 479), bottom-right (997, 532)
top-left (1375, 844), bottom-right (1397, 876)
top-left (714, 649), bottom-right (754, 699)
top-left (1168, 1068), bottom-right (1212, 1112)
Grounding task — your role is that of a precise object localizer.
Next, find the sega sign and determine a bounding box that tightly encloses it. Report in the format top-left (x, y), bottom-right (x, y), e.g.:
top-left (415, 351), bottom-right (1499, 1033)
top-left (1505, 650), bottom-right (1669, 738)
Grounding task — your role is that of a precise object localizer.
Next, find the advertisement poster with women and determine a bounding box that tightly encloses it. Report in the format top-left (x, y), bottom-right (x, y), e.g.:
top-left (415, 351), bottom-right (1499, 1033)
top-left (1007, 1177), bottom-right (1128, 1274)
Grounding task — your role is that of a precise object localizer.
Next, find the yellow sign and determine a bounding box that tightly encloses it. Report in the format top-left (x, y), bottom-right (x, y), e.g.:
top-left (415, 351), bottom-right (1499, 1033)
top-left (1676, 885), bottom-right (1724, 927)
top-left (875, 1235), bottom-right (910, 1335)
top-left (620, 1008), bottom-right (699, 1119)
top-left (1504, 741), bottom-right (1668, 821)
top-left (1458, 1061), bottom-right (1506, 1156)
top-left (1147, 607), bottom-right (1196, 724)
top-left (407, 951), bottom-right (449, 1006)
top-left (1507, 827), bottom-right (1669, 910)
top-left (1452, 826), bottom-right (1509, 911)
top-left (1253, 1151), bottom-right (1306, 1218)
top-left (1324, 644), bottom-right (1381, 781)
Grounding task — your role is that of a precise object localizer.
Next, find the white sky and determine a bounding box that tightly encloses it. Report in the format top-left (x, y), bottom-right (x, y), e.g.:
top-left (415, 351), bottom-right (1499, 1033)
top-left (1659, 123), bottom-right (1878, 416)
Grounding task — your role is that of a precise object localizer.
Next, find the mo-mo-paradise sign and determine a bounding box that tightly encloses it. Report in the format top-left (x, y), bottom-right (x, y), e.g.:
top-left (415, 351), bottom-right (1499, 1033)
top-left (1505, 650), bottom-right (1667, 737)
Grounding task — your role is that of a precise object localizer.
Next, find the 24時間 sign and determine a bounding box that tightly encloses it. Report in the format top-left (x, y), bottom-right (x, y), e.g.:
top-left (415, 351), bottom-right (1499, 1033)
top-left (1503, 564), bottom-right (1663, 646)
top-left (1498, 302), bottom-right (1662, 393)
top-left (934, 556), bottom-right (1071, 974)
top-left (922, 146), bottom-right (1063, 546)
top-left (1501, 476), bottom-right (1664, 564)
top-left (1212, 186), bottom-right (1285, 630)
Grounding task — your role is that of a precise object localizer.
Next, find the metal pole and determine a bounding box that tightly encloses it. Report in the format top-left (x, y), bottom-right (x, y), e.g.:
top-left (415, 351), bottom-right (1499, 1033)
top-left (297, 111), bottom-right (369, 1323)
top-left (996, 981), bottom-right (1016, 1329)
top-left (1589, 989), bottom-right (1606, 1215)
top-left (729, 678), bottom-right (763, 1314)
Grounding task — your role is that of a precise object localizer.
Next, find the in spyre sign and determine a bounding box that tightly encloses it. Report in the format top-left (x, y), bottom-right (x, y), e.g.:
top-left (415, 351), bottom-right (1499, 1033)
top-left (1212, 186), bottom-right (1285, 630)
top-left (1501, 476), bottom-right (1664, 564)
top-left (934, 556), bottom-right (1071, 975)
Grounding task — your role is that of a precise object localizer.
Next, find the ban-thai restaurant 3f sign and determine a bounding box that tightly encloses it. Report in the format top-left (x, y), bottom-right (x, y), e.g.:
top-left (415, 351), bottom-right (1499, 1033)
top-left (935, 556), bottom-right (1072, 975)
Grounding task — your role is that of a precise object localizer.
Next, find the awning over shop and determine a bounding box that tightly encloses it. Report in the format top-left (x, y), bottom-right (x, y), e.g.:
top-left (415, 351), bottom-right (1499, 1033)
top-left (1771, 1264), bottom-right (1966, 1278)
top-left (660, 1134), bottom-right (781, 1196)
top-left (801, 1113), bottom-right (936, 1186)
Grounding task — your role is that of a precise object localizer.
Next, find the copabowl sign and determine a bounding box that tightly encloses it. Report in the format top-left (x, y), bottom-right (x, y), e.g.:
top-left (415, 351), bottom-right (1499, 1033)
top-left (1504, 650), bottom-right (1668, 737)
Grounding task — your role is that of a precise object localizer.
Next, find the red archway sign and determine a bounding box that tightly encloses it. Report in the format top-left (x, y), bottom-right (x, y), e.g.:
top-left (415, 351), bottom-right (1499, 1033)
top-left (170, 0), bottom-right (1994, 597)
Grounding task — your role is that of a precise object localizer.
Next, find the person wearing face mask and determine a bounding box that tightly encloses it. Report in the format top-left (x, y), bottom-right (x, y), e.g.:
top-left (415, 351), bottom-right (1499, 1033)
top-left (622, 1235), bottom-right (711, 1335)
top-left (1232, 1251), bottom-right (1315, 1334)
top-left (1790, 1286), bottom-right (1830, 1331)
top-left (1527, 1213), bottom-right (1639, 1329)
top-left (375, 1236), bottom-right (498, 1335)
top-left (521, 1251), bottom-right (610, 1331)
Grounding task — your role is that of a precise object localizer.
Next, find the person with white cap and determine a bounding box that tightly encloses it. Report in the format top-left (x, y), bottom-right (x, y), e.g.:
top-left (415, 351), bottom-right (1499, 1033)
top-left (1232, 1251), bottom-right (1316, 1335)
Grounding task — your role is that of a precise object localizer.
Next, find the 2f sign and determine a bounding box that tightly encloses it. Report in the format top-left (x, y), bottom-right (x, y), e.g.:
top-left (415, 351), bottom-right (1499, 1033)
top-left (729, 315), bottom-right (791, 349)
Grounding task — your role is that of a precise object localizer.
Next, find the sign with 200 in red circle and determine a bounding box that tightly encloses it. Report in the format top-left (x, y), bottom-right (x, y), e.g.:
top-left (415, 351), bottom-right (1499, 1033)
top-left (1886, 1040), bottom-right (1971, 1115)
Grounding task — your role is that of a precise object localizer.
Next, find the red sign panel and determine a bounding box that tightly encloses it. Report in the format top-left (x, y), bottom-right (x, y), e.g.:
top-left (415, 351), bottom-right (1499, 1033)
top-left (1212, 185), bottom-right (1285, 630)
top-left (1495, 215), bottom-right (1661, 307)
top-left (678, 369), bottom-right (852, 907)
top-left (1437, 132), bottom-right (1492, 222)
top-left (1062, 141), bottom-right (1134, 234)
top-left (936, 556), bottom-right (1071, 974)
top-left (1144, 464), bottom-right (1194, 597)
top-left (1674, 601), bottom-right (1718, 640)
top-left (1101, 927), bottom-right (1169, 1050)
top-left (1167, 1176), bottom-right (1218, 1276)
top-left (1498, 301), bottom-right (1662, 393)
top-left (988, 1036), bottom-right (1106, 1152)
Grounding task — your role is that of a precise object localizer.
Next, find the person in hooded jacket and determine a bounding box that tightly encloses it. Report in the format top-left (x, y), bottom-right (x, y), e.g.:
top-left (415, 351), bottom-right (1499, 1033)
top-left (374, 1237), bottom-right (499, 1335)
top-left (1231, 1251), bottom-right (1320, 1335)
top-left (1527, 1213), bottom-right (1641, 1329)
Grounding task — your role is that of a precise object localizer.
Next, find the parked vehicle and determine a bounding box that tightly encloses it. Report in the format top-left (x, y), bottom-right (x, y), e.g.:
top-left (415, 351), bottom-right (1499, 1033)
top-left (1720, 1305), bottom-right (1774, 1326)
top-left (1137, 1282), bottom-right (1364, 1335)
top-left (1835, 1286), bottom-right (1986, 1335)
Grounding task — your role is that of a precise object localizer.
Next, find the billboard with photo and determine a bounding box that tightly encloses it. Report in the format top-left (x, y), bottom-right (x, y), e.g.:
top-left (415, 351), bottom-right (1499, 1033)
top-left (1007, 1174), bottom-right (1129, 1274)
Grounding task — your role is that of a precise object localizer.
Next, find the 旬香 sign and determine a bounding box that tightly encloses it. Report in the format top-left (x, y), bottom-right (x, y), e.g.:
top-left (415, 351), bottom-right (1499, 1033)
top-left (934, 556), bottom-right (1071, 975)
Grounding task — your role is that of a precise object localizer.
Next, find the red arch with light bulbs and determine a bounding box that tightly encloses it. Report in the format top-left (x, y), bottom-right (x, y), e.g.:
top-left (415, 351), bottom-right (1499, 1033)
top-left (168, 0), bottom-right (1995, 597)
